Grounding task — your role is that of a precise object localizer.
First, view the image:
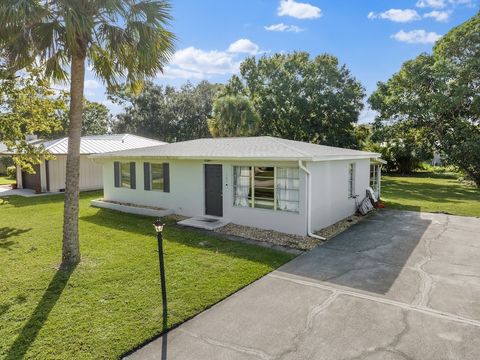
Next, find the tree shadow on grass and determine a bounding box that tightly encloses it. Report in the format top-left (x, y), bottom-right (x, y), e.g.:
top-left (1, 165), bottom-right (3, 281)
top-left (5, 265), bottom-right (76, 360)
top-left (0, 190), bottom-right (103, 208)
top-left (0, 227), bottom-right (32, 251)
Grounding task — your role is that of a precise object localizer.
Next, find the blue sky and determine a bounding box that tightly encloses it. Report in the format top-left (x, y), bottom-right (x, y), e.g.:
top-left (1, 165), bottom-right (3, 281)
top-left (85, 0), bottom-right (478, 122)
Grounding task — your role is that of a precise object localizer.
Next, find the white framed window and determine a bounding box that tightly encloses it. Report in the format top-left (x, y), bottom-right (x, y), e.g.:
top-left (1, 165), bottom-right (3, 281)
top-left (151, 163), bottom-right (164, 191)
top-left (121, 162), bottom-right (131, 188)
top-left (370, 164), bottom-right (380, 192)
top-left (348, 163), bottom-right (356, 198)
top-left (233, 166), bottom-right (299, 213)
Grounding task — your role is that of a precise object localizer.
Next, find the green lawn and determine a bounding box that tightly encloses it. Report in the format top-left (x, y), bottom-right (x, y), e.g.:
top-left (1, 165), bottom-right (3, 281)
top-left (382, 174), bottom-right (480, 217)
top-left (0, 192), bottom-right (294, 359)
top-left (0, 175), bottom-right (15, 185)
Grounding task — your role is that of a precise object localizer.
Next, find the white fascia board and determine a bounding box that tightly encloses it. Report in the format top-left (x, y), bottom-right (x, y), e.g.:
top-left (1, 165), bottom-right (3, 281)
top-left (310, 155), bottom-right (380, 162)
top-left (89, 154), bottom-right (312, 162)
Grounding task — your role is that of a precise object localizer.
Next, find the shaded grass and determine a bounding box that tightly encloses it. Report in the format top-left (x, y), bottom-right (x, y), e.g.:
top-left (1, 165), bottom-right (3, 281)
top-left (0, 176), bottom-right (15, 185)
top-left (0, 191), bottom-right (294, 359)
top-left (382, 174), bottom-right (480, 217)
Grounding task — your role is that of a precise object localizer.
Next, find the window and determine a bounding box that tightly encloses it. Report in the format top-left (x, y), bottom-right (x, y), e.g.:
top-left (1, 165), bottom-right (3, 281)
top-left (143, 162), bottom-right (170, 192)
top-left (233, 166), bottom-right (299, 213)
top-left (151, 163), bottom-right (164, 191)
top-left (370, 164), bottom-right (380, 192)
top-left (121, 162), bottom-right (131, 188)
top-left (233, 166), bottom-right (251, 207)
top-left (114, 161), bottom-right (136, 189)
top-left (254, 167), bottom-right (275, 209)
top-left (348, 163), bottom-right (356, 198)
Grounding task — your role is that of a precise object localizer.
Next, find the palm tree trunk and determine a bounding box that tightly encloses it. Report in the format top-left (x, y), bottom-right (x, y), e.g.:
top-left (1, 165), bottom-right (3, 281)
top-left (61, 54), bottom-right (85, 267)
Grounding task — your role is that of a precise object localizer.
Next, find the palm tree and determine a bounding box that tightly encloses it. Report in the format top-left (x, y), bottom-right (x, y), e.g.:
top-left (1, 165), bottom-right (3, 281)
top-left (0, 0), bottom-right (175, 267)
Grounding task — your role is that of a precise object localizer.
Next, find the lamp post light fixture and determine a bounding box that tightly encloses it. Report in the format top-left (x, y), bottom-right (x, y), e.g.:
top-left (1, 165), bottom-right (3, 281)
top-left (153, 219), bottom-right (167, 313)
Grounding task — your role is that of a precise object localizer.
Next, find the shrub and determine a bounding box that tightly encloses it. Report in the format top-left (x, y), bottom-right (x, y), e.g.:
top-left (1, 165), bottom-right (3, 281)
top-left (6, 165), bottom-right (16, 179)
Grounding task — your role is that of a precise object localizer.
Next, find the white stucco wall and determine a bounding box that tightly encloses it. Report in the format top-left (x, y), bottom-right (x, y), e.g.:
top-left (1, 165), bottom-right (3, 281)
top-left (309, 158), bottom-right (371, 232)
top-left (101, 159), bottom-right (308, 235)
top-left (100, 157), bottom-right (375, 236)
top-left (48, 155), bottom-right (103, 192)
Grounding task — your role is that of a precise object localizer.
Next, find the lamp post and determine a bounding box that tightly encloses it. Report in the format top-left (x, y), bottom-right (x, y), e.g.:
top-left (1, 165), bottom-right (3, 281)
top-left (153, 219), bottom-right (167, 313)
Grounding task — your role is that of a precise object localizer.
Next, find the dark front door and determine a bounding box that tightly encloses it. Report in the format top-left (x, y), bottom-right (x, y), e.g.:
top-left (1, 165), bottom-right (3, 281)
top-left (22, 164), bottom-right (41, 191)
top-left (204, 164), bottom-right (223, 217)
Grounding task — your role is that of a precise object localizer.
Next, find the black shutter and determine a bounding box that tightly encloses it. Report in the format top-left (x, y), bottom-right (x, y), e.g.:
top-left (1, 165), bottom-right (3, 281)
top-left (163, 163), bottom-right (170, 193)
top-left (144, 162), bottom-right (151, 191)
top-left (114, 161), bottom-right (120, 187)
top-left (130, 162), bottom-right (136, 189)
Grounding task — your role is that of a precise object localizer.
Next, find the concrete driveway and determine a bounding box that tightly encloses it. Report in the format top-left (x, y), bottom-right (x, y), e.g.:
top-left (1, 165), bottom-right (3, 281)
top-left (126, 210), bottom-right (480, 360)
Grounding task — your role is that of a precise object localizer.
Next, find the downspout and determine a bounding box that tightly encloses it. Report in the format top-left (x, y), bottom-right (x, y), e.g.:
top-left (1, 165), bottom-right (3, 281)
top-left (298, 160), bottom-right (326, 241)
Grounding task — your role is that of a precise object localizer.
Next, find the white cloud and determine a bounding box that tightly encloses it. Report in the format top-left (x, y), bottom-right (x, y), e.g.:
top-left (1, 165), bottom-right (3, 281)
top-left (227, 39), bottom-right (260, 55)
top-left (417, 0), bottom-right (473, 7)
top-left (391, 29), bottom-right (442, 44)
top-left (84, 79), bottom-right (100, 89)
top-left (264, 23), bottom-right (305, 32)
top-left (160, 66), bottom-right (206, 79)
top-left (161, 39), bottom-right (263, 80)
top-left (416, 0), bottom-right (446, 8)
top-left (359, 108), bottom-right (377, 124)
top-left (278, 0), bottom-right (322, 19)
top-left (368, 9), bottom-right (421, 22)
top-left (169, 46), bottom-right (240, 76)
top-left (448, 0), bottom-right (474, 6)
top-left (424, 10), bottom-right (451, 21)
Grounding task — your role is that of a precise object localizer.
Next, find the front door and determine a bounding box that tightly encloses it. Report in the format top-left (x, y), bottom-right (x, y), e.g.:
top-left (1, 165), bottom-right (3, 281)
top-left (22, 164), bottom-right (41, 191)
top-left (204, 164), bottom-right (223, 217)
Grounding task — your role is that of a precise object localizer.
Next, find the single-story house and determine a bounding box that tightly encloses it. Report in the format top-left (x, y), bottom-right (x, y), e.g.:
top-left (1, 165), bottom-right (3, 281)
top-left (91, 136), bottom-right (384, 236)
top-left (2, 134), bottom-right (165, 193)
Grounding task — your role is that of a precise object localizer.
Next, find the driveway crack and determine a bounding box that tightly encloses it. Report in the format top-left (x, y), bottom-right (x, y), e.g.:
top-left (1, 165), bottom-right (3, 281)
top-left (413, 216), bottom-right (450, 307)
top-left (274, 291), bottom-right (339, 359)
top-left (346, 310), bottom-right (413, 360)
top-left (179, 328), bottom-right (275, 360)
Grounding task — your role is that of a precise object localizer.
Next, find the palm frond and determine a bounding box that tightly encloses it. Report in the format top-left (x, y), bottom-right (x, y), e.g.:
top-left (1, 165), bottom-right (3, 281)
top-left (0, 0), bottom-right (175, 86)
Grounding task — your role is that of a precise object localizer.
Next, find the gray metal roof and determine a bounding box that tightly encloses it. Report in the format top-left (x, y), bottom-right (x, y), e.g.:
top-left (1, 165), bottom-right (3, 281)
top-left (0, 134), bottom-right (166, 155)
top-left (92, 136), bottom-right (381, 162)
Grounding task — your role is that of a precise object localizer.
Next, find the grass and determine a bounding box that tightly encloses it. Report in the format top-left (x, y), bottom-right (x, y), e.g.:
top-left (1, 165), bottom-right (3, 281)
top-left (0, 191), bottom-right (294, 359)
top-left (382, 173), bottom-right (480, 217)
top-left (0, 175), bottom-right (15, 185)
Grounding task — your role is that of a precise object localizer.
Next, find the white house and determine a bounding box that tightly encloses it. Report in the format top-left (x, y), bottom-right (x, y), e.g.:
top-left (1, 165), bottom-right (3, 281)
top-left (91, 137), bottom-right (384, 236)
top-left (8, 134), bottom-right (165, 193)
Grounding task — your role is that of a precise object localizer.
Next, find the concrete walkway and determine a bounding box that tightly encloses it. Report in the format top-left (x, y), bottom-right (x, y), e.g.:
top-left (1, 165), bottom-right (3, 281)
top-left (0, 185), bottom-right (62, 197)
top-left (126, 210), bottom-right (480, 360)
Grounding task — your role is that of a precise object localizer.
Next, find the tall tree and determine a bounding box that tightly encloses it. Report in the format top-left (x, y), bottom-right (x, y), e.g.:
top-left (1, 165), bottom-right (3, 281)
top-left (54, 99), bottom-right (111, 138)
top-left (0, 69), bottom-right (66, 172)
top-left (221, 52), bottom-right (365, 147)
top-left (0, 0), bottom-right (175, 266)
top-left (369, 12), bottom-right (480, 186)
top-left (208, 95), bottom-right (260, 137)
top-left (111, 81), bottom-right (222, 142)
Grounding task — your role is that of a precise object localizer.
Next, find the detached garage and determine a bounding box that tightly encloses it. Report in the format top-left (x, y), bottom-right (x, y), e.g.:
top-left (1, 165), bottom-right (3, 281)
top-left (11, 134), bottom-right (165, 193)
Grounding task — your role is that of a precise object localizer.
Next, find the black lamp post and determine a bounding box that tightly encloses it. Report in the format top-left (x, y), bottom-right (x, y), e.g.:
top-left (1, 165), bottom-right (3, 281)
top-left (153, 219), bottom-right (167, 313)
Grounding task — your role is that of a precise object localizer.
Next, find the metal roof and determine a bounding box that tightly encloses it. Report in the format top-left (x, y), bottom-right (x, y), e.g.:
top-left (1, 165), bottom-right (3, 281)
top-left (92, 136), bottom-right (382, 162)
top-left (0, 134), bottom-right (166, 155)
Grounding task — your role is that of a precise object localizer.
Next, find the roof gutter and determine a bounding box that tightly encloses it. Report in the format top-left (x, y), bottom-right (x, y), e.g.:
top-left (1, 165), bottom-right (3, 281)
top-left (298, 160), bottom-right (326, 241)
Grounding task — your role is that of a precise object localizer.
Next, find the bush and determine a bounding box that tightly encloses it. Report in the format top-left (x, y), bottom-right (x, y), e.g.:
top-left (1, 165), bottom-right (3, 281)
top-left (417, 163), bottom-right (462, 175)
top-left (6, 165), bottom-right (16, 179)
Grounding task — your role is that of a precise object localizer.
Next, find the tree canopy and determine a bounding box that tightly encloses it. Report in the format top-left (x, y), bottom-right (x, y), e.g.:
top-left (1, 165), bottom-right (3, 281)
top-left (54, 99), bottom-right (111, 138)
top-left (0, 0), bottom-right (175, 266)
top-left (219, 52), bottom-right (365, 147)
top-left (0, 70), bottom-right (66, 172)
top-left (369, 12), bottom-right (480, 186)
top-left (208, 95), bottom-right (260, 137)
top-left (111, 81), bottom-right (222, 142)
